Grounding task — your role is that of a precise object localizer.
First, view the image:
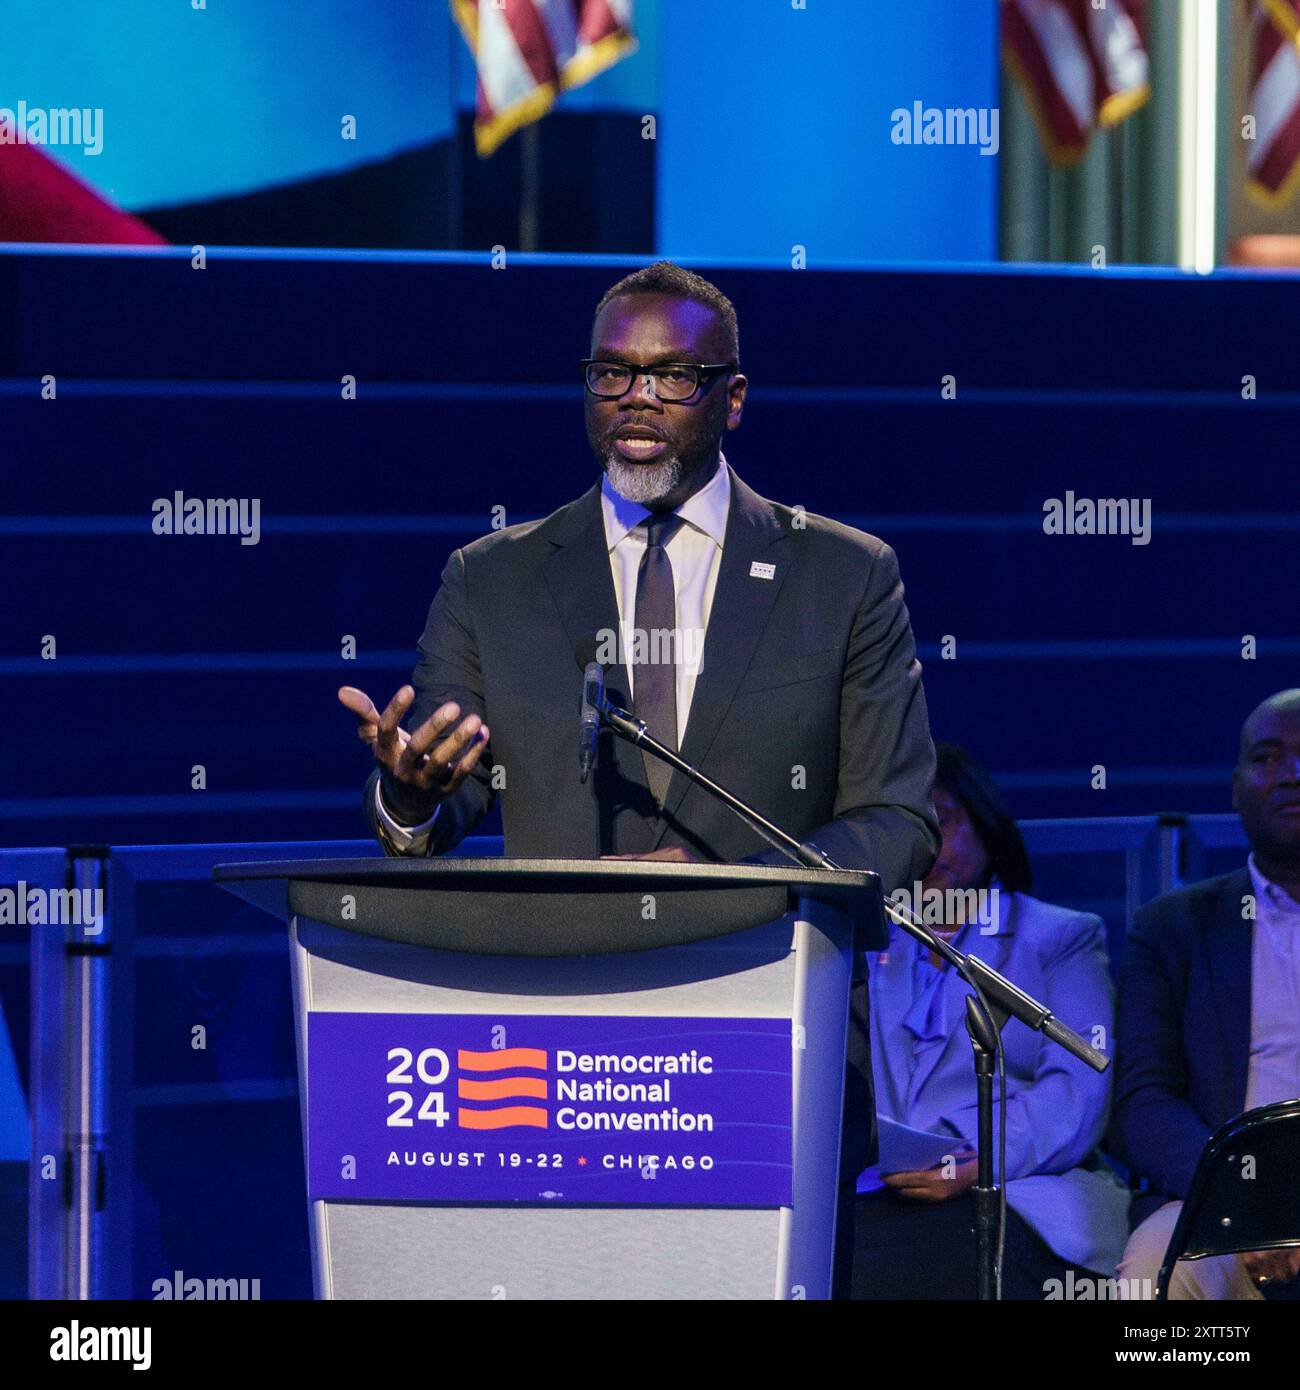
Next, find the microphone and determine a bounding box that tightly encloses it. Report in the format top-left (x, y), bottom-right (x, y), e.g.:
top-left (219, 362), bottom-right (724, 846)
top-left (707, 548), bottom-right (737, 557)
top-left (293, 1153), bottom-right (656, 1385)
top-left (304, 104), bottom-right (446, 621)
top-left (575, 633), bottom-right (606, 784)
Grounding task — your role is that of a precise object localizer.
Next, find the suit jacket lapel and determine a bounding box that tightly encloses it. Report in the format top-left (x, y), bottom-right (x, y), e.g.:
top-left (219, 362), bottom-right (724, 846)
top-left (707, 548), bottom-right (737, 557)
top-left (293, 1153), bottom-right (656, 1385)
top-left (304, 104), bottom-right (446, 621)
top-left (1204, 867), bottom-right (1253, 1116)
top-left (653, 468), bottom-right (788, 845)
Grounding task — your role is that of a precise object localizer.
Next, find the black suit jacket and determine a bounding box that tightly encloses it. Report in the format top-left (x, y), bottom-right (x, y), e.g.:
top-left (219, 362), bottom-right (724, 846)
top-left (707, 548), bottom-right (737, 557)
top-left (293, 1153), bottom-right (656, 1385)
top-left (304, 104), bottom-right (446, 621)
top-left (1111, 868), bottom-right (1253, 1229)
top-left (366, 465), bottom-right (939, 883)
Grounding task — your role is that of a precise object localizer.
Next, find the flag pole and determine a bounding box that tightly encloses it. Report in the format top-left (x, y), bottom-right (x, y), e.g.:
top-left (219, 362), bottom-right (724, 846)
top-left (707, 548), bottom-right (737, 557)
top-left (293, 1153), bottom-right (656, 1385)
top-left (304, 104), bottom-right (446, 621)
top-left (1176, 0), bottom-right (1219, 272)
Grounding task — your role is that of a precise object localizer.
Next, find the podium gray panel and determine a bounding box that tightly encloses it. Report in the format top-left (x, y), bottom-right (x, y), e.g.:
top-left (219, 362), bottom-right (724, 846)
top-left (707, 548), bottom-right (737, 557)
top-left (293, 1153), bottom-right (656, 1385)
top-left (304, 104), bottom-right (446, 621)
top-left (323, 1205), bottom-right (780, 1300)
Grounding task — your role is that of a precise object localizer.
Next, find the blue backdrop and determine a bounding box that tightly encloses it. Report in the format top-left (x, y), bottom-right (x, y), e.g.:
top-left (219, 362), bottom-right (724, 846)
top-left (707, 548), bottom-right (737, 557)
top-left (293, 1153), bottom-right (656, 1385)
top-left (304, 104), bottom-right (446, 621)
top-left (1, 247), bottom-right (1295, 850)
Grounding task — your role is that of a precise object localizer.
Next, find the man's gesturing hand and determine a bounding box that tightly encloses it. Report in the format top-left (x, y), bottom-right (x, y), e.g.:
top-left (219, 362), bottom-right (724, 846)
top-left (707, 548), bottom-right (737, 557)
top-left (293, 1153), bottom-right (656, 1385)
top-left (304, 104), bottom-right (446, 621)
top-left (338, 685), bottom-right (490, 825)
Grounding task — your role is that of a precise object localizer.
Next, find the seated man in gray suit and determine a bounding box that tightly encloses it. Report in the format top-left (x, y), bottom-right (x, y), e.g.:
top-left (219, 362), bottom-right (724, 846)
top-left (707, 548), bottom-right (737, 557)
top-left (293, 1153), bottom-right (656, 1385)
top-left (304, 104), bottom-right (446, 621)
top-left (337, 260), bottom-right (939, 1294)
top-left (1113, 689), bottom-right (1300, 1298)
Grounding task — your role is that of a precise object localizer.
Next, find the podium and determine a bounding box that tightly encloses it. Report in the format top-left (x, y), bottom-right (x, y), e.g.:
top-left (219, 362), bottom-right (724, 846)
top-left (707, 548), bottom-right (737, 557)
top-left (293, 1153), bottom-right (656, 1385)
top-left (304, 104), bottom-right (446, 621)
top-left (214, 857), bottom-right (884, 1300)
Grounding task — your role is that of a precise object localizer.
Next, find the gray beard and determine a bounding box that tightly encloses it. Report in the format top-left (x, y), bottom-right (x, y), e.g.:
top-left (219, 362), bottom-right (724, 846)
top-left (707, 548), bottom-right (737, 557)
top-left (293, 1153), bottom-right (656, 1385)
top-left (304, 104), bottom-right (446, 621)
top-left (603, 453), bottom-right (684, 506)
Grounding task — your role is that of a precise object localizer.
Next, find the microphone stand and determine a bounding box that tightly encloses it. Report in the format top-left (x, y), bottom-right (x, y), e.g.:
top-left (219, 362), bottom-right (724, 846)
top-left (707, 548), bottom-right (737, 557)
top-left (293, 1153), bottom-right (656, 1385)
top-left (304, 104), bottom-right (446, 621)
top-left (597, 698), bottom-right (1110, 1300)
top-left (600, 701), bottom-right (839, 870)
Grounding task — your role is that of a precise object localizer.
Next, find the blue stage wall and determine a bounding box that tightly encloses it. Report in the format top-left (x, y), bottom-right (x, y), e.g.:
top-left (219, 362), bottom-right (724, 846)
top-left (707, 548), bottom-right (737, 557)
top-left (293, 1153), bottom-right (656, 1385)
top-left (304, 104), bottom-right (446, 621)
top-left (658, 0), bottom-right (1000, 263)
top-left (1, 246), bottom-right (1297, 850)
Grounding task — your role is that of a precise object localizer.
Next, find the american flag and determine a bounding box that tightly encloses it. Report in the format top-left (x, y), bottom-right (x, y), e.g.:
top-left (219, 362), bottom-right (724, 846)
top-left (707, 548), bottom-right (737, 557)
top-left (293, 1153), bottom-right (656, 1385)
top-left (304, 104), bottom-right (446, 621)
top-left (1247, 0), bottom-right (1300, 205)
top-left (451, 0), bottom-right (637, 158)
top-left (1002, 0), bottom-right (1150, 164)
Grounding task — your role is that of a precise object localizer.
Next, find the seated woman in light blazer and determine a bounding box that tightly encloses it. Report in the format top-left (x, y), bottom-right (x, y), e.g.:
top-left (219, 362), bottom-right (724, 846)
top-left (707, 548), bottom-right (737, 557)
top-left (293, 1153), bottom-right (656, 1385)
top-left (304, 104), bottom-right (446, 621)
top-left (851, 743), bottom-right (1130, 1300)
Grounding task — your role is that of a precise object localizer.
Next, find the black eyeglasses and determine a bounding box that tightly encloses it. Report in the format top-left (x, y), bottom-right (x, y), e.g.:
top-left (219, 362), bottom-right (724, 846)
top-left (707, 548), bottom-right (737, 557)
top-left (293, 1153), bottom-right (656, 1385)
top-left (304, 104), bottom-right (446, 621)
top-left (580, 358), bottom-right (735, 402)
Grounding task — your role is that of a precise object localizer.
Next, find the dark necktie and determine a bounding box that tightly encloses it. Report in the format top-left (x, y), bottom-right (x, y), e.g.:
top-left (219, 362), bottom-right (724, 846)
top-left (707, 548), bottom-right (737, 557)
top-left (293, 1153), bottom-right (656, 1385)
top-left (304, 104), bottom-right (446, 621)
top-left (633, 512), bottom-right (683, 806)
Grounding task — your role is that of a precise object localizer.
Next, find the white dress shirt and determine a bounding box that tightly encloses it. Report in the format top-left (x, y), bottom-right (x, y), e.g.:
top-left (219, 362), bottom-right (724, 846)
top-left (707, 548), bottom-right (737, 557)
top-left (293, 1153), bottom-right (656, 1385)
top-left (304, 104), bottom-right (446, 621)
top-left (1244, 853), bottom-right (1300, 1110)
top-left (377, 454), bottom-right (732, 852)
top-left (600, 453), bottom-right (729, 744)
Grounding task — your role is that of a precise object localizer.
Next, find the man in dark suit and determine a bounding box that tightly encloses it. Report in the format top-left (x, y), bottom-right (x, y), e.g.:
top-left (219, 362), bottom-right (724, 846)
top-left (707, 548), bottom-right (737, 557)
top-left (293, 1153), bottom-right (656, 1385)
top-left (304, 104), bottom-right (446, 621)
top-left (339, 260), bottom-right (937, 880)
top-left (338, 260), bottom-right (939, 1293)
top-left (1112, 688), bottom-right (1300, 1298)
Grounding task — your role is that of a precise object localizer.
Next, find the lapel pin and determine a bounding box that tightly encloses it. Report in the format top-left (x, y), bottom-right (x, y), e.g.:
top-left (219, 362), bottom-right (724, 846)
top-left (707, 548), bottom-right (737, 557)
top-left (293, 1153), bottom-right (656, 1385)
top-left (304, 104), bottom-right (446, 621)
top-left (749, 561), bottom-right (775, 580)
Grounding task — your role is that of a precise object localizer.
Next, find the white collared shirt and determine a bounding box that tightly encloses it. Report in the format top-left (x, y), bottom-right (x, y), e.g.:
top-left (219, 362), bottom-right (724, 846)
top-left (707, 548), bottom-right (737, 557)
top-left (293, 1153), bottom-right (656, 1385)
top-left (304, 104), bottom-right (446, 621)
top-left (600, 454), bottom-right (730, 746)
top-left (378, 453), bottom-right (732, 849)
top-left (1244, 853), bottom-right (1300, 1109)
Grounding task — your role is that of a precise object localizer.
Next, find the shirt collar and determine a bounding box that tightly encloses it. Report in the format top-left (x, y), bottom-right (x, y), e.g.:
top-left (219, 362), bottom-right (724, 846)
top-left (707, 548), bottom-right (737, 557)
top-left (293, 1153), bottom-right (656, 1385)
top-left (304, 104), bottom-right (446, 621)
top-left (600, 452), bottom-right (731, 551)
top-left (1248, 853), bottom-right (1300, 914)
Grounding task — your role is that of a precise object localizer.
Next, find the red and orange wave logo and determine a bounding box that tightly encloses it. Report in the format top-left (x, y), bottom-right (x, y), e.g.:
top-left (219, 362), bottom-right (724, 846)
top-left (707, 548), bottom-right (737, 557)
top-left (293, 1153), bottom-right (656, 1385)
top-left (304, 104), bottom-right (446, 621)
top-left (456, 1047), bottom-right (549, 1129)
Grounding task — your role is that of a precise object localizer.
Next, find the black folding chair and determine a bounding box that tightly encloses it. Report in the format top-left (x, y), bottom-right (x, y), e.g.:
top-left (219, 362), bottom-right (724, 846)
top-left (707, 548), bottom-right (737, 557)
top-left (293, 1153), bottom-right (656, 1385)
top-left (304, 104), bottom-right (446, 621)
top-left (1157, 1099), bottom-right (1300, 1300)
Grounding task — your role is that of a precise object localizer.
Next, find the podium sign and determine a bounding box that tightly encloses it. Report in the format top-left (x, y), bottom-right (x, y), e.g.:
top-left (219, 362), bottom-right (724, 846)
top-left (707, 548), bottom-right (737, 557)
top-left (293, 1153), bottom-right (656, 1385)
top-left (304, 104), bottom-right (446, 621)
top-left (214, 857), bottom-right (884, 1299)
top-left (306, 1013), bottom-right (793, 1206)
